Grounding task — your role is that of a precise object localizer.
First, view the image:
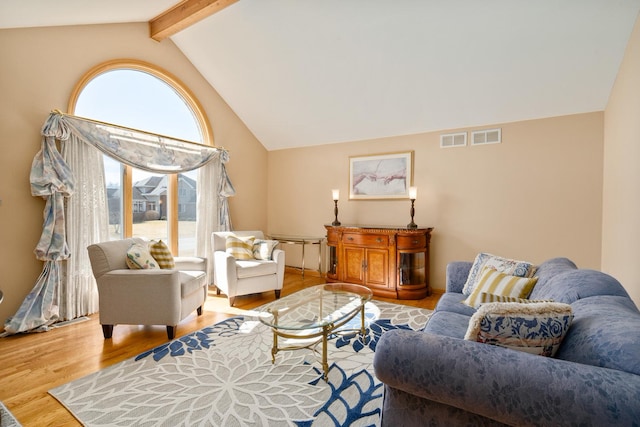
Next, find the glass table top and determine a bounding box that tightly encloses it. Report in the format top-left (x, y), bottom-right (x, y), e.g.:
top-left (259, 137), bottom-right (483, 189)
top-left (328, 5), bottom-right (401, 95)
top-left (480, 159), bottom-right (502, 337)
top-left (257, 283), bottom-right (373, 331)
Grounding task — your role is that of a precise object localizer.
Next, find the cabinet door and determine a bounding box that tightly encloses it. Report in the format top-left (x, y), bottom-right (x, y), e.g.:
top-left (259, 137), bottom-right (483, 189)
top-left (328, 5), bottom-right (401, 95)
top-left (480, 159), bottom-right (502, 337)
top-left (365, 248), bottom-right (389, 287)
top-left (343, 247), bottom-right (365, 284)
top-left (398, 250), bottom-right (426, 286)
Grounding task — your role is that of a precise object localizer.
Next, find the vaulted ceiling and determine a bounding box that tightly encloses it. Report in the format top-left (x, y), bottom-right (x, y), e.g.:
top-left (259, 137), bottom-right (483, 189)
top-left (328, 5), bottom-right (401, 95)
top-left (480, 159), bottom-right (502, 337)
top-left (2, 1), bottom-right (639, 150)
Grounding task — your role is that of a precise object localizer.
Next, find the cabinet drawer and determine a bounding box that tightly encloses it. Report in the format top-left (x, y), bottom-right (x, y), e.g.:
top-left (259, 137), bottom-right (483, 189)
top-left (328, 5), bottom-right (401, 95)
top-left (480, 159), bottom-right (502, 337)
top-left (397, 234), bottom-right (426, 249)
top-left (326, 229), bottom-right (339, 245)
top-left (342, 233), bottom-right (388, 247)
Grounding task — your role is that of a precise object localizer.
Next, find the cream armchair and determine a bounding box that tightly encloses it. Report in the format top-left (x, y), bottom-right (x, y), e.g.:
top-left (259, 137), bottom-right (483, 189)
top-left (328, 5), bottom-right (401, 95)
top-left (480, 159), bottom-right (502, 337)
top-left (87, 238), bottom-right (208, 340)
top-left (212, 231), bottom-right (285, 306)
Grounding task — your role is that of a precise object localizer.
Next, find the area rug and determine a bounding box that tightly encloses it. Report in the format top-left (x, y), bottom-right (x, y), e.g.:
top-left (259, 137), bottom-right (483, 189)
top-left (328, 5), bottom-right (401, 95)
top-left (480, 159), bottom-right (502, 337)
top-left (50, 301), bottom-right (432, 426)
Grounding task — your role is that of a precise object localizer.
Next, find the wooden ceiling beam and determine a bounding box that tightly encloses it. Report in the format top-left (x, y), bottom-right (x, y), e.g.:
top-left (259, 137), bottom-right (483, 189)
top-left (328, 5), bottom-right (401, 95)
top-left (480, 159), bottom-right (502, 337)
top-left (149, 0), bottom-right (239, 42)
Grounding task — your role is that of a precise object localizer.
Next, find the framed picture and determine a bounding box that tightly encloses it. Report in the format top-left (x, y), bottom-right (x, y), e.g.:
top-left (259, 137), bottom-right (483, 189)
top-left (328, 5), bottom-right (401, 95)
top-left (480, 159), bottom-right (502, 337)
top-left (349, 151), bottom-right (413, 200)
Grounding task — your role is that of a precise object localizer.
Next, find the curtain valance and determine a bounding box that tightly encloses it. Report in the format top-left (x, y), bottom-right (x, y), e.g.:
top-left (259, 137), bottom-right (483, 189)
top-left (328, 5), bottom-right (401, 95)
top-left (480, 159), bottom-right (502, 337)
top-left (43, 111), bottom-right (227, 173)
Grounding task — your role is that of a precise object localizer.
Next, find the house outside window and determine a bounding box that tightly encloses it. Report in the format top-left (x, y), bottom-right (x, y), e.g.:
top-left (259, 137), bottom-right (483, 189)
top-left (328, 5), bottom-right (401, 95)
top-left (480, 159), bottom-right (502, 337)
top-left (71, 60), bottom-right (214, 256)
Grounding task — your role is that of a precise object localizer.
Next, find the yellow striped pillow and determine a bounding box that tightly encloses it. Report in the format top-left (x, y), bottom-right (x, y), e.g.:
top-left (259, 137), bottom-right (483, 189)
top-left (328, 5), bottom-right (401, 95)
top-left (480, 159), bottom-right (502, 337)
top-left (225, 234), bottom-right (255, 260)
top-left (463, 267), bottom-right (538, 308)
top-left (149, 240), bottom-right (175, 269)
top-left (476, 292), bottom-right (553, 306)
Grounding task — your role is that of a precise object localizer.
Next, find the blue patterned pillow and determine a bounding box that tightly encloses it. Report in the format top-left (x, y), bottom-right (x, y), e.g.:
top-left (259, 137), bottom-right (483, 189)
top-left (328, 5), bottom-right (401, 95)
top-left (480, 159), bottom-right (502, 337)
top-left (252, 239), bottom-right (279, 260)
top-left (464, 302), bottom-right (573, 357)
top-left (462, 252), bottom-right (537, 296)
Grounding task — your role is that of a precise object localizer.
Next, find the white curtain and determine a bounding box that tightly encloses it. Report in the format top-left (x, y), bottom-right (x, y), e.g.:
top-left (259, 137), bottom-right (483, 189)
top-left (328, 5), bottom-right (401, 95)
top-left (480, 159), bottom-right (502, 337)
top-left (3, 111), bottom-right (232, 334)
top-left (195, 149), bottom-right (235, 283)
top-left (61, 134), bottom-right (109, 320)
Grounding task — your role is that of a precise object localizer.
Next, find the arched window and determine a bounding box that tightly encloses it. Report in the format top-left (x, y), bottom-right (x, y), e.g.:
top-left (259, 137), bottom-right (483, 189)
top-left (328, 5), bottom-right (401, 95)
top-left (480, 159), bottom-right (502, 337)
top-left (69, 60), bottom-right (213, 255)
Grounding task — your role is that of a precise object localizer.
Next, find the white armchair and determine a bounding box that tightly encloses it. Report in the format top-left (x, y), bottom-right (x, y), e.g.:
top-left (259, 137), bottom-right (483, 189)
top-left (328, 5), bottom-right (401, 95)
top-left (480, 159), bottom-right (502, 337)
top-left (87, 238), bottom-right (208, 340)
top-left (212, 231), bottom-right (285, 306)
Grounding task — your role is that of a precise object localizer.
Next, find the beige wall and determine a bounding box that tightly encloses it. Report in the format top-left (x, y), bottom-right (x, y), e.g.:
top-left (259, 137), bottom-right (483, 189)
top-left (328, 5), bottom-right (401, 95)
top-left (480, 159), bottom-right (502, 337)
top-left (0, 23), bottom-right (267, 328)
top-left (603, 14), bottom-right (640, 306)
top-left (268, 112), bottom-right (605, 291)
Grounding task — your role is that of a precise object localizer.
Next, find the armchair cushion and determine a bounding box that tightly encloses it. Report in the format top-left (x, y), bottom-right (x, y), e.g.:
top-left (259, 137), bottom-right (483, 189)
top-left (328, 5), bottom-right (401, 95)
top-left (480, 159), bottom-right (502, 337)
top-left (126, 242), bottom-right (159, 270)
top-left (236, 259), bottom-right (279, 278)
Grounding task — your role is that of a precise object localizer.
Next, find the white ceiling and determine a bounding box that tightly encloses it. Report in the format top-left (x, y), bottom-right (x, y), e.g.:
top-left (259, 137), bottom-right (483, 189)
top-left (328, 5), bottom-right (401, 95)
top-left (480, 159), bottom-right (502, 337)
top-left (1, 1), bottom-right (639, 151)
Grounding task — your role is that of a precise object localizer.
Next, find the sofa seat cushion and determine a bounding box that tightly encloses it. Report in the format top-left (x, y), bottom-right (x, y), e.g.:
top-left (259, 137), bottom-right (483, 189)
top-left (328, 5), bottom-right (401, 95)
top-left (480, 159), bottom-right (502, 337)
top-left (434, 292), bottom-right (477, 317)
top-left (555, 295), bottom-right (640, 375)
top-left (236, 259), bottom-right (277, 279)
top-left (423, 311), bottom-right (470, 339)
top-left (179, 271), bottom-right (207, 296)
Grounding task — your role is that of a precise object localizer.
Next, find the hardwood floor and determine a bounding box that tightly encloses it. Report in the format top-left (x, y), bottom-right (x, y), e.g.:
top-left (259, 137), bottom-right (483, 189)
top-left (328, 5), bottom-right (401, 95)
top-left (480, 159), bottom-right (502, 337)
top-left (0, 271), bottom-right (440, 426)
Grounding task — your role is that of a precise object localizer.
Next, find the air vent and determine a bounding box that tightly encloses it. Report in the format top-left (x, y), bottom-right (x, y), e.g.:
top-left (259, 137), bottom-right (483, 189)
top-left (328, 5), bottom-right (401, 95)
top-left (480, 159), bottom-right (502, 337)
top-left (440, 132), bottom-right (467, 148)
top-left (472, 128), bottom-right (501, 145)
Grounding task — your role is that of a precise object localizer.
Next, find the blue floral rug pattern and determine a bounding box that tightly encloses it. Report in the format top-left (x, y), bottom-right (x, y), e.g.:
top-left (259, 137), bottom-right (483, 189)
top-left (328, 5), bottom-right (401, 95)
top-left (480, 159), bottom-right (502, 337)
top-left (50, 301), bottom-right (431, 426)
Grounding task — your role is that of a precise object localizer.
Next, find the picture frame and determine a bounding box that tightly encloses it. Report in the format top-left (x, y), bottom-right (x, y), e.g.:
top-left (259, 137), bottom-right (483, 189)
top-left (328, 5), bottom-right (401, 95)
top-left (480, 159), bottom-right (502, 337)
top-left (349, 151), bottom-right (414, 200)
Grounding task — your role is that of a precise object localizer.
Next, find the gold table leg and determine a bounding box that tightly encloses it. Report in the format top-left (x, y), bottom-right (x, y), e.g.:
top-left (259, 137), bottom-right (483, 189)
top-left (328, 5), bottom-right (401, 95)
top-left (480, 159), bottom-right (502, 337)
top-left (322, 325), bottom-right (329, 381)
top-left (271, 330), bottom-right (278, 363)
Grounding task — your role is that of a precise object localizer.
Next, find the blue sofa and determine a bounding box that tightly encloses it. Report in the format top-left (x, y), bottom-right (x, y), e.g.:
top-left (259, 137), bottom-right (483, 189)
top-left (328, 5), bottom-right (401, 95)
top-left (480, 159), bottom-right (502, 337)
top-left (373, 257), bottom-right (640, 426)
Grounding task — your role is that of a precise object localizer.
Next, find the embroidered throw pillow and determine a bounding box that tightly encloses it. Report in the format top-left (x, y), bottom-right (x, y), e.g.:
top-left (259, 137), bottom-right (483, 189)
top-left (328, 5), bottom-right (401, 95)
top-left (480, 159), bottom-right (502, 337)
top-left (253, 239), bottom-right (279, 260)
top-left (464, 301), bottom-right (574, 357)
top-left (462, 252), bottom-right (537, 295)
top-left (149, 240), bottom-right (175, 269)
top-left (126, 243), bottom-right (159, 269)
top-left (463, 267), bottom-right (538, 308)
top-left (225, 234), bottom-right (255, 260)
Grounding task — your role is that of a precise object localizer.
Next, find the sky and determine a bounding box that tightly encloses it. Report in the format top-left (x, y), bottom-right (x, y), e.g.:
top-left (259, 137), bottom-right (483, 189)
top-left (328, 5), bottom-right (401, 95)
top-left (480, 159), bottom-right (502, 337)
top-left (74, 69), bottom-right (202, 186)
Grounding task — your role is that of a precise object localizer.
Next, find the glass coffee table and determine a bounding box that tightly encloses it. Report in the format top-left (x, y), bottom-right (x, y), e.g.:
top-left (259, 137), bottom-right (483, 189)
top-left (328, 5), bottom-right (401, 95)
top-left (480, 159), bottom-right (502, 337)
top-left (257, 283), bottom-right (373, 381)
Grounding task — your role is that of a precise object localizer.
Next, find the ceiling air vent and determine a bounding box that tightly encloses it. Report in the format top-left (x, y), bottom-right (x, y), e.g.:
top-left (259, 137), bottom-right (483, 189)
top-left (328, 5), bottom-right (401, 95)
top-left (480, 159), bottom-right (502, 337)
top-left (440, 132), bottom-right (467, 148)
top-left (472, 128), bottom-right (501, 145)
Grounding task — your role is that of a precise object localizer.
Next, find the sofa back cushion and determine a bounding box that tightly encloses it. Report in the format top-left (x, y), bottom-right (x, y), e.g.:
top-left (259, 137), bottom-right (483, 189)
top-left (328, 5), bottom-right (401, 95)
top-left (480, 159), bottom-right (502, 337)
top-left (529, 269), bottom-right (630, 304)
top-left (87, 237), bottom-right (147, 278)
top-left (555, 295), bottom-right (640, 376)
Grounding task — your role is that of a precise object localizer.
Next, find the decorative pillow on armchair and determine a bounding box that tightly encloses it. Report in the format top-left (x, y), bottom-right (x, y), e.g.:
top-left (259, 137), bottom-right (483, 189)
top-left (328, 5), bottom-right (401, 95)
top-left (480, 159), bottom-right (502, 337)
top-left (149, 240), bottom-right (175, 269)
top-left (126, 243), bottom-right (159, 269)
top-left (225, 234), bottom-right (255, 260)
top-left (464, 301), bottom-right (574, 357)
top-left (462, 252), bottom-right (537, 295)
top-left (253, 239), bottom-right (279, 260)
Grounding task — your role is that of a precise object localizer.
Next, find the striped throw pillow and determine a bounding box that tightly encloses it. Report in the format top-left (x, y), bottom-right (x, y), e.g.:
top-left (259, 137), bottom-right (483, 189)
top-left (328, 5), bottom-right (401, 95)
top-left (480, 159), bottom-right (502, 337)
top-left (462, 252), bottom-right (537, 296)
top-left (225, 234), bottom-right (255, 260)
top-left (476, 292), bottom-right (553, 306)
top-left (463, 267), bottom-right (538, 308)
top-left (149, 240), bottom-right (175, 269)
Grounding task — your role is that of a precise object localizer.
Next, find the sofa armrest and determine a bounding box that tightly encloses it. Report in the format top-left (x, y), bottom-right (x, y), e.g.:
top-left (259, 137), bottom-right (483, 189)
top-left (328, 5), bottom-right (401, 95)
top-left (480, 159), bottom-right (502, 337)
top-left (373, 329), bottom-right (640, 426)
top-left (174, 256), bottom-right (207, 272)
top-left (213, 251), bottom-right (238, 292)
top-left (446, 261), bottom-right (472, 293)
top-left (96, 269), bottom-right (182, 325)
top-left (272, 248), bottom-right (285, 289)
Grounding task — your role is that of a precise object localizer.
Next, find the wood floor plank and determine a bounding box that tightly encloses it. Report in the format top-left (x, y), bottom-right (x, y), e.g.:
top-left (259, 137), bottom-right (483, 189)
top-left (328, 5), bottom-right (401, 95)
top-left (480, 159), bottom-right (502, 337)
top-left (0, 271), bottom-right (440, 426)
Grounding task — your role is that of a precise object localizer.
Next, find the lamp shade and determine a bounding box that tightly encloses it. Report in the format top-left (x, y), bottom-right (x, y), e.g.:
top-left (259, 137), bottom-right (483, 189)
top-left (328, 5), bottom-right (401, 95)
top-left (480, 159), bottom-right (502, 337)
top-left (409, 186), bottom-right (418, 200)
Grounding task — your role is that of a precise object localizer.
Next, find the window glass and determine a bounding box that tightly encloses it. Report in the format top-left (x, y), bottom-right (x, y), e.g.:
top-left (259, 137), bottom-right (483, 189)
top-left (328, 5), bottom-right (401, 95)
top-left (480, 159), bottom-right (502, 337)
top-left (74, 67), bottom-right (203, 255)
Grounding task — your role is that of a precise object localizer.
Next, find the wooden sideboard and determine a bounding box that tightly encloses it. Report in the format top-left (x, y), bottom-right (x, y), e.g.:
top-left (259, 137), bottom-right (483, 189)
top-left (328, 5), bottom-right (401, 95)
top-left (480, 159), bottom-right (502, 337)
top-left (325, 225), bottom-right (433, 299)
